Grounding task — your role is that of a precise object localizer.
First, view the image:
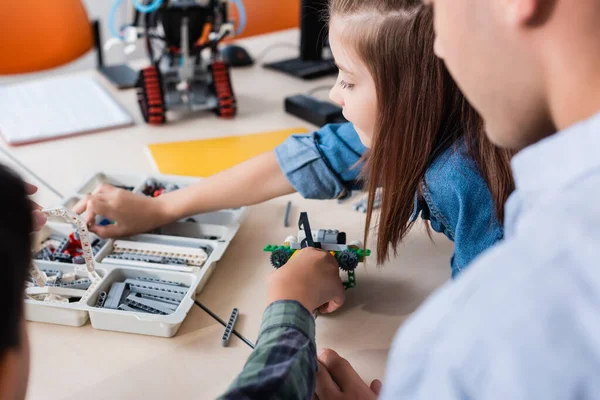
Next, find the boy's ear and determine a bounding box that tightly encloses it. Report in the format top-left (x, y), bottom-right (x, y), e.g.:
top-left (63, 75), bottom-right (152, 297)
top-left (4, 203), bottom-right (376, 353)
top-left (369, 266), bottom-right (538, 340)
top-left (506, 0), bottom-right (557, 26)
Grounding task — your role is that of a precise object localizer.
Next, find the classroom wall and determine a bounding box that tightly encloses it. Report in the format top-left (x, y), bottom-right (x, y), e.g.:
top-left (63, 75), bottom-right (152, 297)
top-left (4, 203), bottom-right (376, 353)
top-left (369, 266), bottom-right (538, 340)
top-left (230, 0), bottom-right (299, 39)
top-left (0, 0), bottom-right (300, 83)
top-left (82, 0), bottom-right (299, 69)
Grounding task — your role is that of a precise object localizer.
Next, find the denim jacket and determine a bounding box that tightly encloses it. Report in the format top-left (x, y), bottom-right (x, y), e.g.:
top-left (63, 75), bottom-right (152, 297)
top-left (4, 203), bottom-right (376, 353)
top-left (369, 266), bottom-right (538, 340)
top-left (274, 123), bottom-right (504, 278)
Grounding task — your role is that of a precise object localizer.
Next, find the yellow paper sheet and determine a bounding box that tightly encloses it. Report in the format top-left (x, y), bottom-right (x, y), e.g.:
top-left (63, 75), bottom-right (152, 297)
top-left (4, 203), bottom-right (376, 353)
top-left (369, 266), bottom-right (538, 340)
top-left (146, 127), bottom-right (309, 177)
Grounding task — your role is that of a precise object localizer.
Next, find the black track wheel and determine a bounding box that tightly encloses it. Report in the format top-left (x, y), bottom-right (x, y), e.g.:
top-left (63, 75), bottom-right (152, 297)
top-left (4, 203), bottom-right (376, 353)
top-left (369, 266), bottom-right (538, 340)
top-left (136, 65), bottom-right (166, 125)
top-left (210, 61), bottom-right (237, 118)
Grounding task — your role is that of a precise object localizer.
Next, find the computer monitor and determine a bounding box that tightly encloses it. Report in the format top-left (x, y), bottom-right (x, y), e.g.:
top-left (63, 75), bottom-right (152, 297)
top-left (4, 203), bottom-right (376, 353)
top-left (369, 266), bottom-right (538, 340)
top-left (263, 0), bottom-right (337, 80)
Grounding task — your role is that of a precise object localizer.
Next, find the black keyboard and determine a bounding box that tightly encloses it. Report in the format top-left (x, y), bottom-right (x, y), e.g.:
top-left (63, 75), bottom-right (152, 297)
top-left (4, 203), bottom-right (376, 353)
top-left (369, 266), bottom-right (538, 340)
top-left (264, 57), bottom-right (338, 80)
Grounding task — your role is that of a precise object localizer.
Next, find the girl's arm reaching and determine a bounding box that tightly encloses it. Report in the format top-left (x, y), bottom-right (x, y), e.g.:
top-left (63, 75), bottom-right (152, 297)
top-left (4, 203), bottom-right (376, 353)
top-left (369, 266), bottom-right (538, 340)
top-left (161, 151), bottom-right (295, 219)
top-left (74, 122), bottom-right (365, 238)
top-left (73, 151), bottom-right (294, 238)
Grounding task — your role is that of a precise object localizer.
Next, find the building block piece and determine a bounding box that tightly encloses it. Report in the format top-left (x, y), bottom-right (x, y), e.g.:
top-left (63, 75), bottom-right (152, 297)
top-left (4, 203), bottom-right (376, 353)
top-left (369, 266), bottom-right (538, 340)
top-left (26, 286), bottom-right (87, 298)
top-left (101, 257), bottom-right (198, 273)
top-left (112, 240), bottom-right (207, 266)
top-left (135, 276), bottom-right (185, 287)
top-left (40, 269), bottom-right (61, 276)
top-left (124, 279), bottom-right (188, 301)
top-left (107, 253), bottom-right (164, 263)
top-left (58, 279), bottom-right (92, 290)
top-left (128, 294), bottom-right (176, 313)
top-left (139, 293), bottom-right (181, 306)
top-left (60, 272), bottom-right (77, 284)
top-left (41, 207), bottom-right (100, 281)
top-left (96, 291), bottom-right (107, 308)
top-left (29, 263), bottom-right (48, 287)
top-left (343, 270), bottom-right (356, 289)
top-left (118, 303), bottom-right (141, 313)
top-left (222, 308), bottom-right (239, 347)
top-left (124, 294), bottom-right (168, 315)
top-left (104, 282), bottom-right (127, 310)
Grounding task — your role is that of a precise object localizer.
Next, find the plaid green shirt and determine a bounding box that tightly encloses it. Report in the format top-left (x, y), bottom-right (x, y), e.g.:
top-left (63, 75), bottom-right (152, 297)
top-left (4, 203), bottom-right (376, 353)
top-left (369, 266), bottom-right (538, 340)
top-left (219, 300), bottom-right (317, 400)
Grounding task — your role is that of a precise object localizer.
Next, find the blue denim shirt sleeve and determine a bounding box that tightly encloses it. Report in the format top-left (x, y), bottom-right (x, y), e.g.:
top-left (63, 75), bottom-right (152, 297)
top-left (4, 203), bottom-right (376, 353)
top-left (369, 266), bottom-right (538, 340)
top-left (416, 143), bottom-right (504, 277)
top-left (276, 125), bottom-right (502, 277)
top-left (274, 123), bottom-right (366, 199)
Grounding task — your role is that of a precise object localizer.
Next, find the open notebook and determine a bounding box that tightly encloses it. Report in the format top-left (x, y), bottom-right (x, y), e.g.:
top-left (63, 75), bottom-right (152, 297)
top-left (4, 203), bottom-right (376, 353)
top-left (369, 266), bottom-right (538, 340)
top-left (0, 74), bottom-right (134, 146)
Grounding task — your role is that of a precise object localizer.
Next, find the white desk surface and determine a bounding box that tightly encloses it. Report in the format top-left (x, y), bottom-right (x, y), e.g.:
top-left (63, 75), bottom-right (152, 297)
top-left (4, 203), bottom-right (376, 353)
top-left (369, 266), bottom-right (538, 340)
top-left (1, 29), bottom-right (452, 400)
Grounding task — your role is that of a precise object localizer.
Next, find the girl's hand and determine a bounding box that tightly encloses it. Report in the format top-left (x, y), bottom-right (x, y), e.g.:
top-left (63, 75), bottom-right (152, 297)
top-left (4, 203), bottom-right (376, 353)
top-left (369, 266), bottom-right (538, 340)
top-left (72, 184), bottom-right (170, 238)
top-left (267, 247), bottom-right (345, 314)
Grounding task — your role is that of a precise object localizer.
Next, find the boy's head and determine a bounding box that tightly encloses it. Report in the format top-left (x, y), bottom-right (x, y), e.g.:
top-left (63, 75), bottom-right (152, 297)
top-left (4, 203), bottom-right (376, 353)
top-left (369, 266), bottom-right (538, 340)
top-left (425, 0), bottom-right (599, 149)
top-left (0, 164), bottom-right (32, 399)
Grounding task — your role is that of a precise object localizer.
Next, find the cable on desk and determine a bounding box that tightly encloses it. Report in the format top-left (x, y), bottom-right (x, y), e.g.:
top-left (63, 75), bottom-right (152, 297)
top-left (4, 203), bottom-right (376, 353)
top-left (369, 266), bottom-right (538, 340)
top-left (194, 300), bottom-right (256, 349)
top-left (0, 147), bottom-right (63, 199)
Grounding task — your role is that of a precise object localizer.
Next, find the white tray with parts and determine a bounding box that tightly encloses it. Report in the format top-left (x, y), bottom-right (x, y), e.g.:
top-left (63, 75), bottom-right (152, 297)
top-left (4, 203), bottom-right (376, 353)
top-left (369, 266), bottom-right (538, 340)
top-left (25, 171), bottom-right (247, 337)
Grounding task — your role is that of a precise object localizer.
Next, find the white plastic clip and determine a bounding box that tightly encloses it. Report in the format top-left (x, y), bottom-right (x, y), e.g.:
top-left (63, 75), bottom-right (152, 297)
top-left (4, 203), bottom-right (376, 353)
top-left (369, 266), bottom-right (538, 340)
top-left (29, 262), bottom-right (48, 287)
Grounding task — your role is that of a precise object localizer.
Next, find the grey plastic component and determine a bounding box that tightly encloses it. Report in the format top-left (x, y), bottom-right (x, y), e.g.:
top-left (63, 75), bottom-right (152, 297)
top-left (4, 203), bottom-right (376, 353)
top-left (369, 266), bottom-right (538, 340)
top-left (56, 238), bottom-right (69, 254)
top-left (139, 293), bottom-right (181, 306)
top-left (125, 279), bottom-right (188, 301)
top-left (92, 238), bottom-right (107, 255)
top-left (316, 229), bottom-right (339, 244)
top-left (221, 308), bottom-right (239, 347)
top-left (284, 201), bottom-right (292, 227)
top-left (320, 243), bottom-right (349, 252)
top-left (164, 183), bottom-right (178, 193)
top-left (53, 253), bottom-right (71, 263)
top-left (107, 253), bottom-right (164, 263)
top-left (96, 291), bottom-right (107, 308)
top-left (289, 242), bottom-right (348, 252)
top-left (353, 189), bottom-right (382, 213)
top-left (135, 276), bottom-right (184, 287)
top-left (134, 295), bottom-right (177, 313)
top-left (41, 269), bottom-right (61, 276)
top-left (58, 279), bottom-right (92, 290)
top-left (72, 256), bottom-right (85, 265)
top-left (117, 303), bottom-right (141, 313)
top-left (124, 294), bottom-right (170, 315)
top-left (33, 269), bottom-right (61, 285)
top-left (104, 282), bottom-right (127, 310)
top-left (53, 270), bottom-right (63, 286)
top-left (163, 257), bottom-right (187, 265)
top-left (37, 247), bottom-right (53, 260)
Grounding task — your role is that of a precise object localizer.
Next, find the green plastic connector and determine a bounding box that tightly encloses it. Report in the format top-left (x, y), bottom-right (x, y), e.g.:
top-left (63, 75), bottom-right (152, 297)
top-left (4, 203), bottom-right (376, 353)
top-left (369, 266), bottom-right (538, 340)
top-left (263, 244), bottom-right (291, 253)
top-left (353, 248), bottom-right (371, 257)
top-left (343, 270), bottom-right (356, 290)
top-left (350, 247), bottom-right (371, 263)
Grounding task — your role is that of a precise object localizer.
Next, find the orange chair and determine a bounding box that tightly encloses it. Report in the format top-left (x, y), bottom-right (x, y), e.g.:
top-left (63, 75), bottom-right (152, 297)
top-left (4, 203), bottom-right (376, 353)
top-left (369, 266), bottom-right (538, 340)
top-left (229, 0), bottom-right (299, 39)
top-left (0, 0), bottom-right (93, 74)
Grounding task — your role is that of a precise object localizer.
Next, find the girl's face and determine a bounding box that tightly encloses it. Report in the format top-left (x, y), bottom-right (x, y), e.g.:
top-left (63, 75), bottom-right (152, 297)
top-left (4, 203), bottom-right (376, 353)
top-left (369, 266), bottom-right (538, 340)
top-left (328, 17), bottom-right (378, 148)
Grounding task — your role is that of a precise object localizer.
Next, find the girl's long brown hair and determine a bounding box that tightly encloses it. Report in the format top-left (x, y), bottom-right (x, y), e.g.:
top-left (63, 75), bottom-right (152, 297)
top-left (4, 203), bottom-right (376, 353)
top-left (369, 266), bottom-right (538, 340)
top-left (329, 0), bottom-right (515, 263)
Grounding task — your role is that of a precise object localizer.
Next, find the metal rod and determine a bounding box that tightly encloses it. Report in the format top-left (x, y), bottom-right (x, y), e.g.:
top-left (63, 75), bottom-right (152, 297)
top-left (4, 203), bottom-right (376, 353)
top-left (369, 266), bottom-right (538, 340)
top-left (284, 201), bottom-right (292, 227)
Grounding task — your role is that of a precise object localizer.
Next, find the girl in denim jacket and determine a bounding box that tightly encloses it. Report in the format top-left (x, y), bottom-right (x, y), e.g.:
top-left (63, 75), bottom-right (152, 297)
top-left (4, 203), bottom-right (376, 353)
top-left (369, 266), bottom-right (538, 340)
top-left (75, 1), bottom-right (514, 278)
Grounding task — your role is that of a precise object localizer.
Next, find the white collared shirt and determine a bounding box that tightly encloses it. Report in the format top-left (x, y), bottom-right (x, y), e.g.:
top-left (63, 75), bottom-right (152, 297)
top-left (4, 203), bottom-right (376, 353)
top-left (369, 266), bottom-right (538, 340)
top-left (382, 112), bottom-right (600, 399)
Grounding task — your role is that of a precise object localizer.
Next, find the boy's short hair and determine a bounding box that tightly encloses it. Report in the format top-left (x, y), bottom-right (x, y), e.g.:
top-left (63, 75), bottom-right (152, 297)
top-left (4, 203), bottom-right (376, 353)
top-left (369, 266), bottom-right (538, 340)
top-left (0, 165), bottom-right (33, 354)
